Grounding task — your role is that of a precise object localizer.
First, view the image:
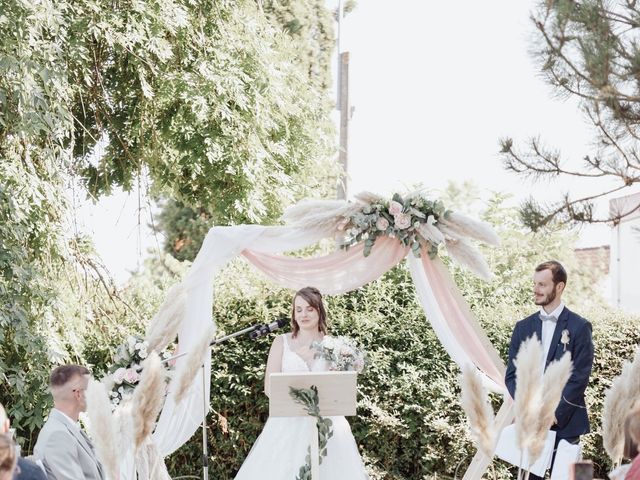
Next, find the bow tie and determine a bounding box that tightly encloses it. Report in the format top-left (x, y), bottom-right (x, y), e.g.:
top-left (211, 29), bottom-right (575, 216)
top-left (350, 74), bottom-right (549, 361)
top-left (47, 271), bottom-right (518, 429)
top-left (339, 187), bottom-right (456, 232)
top-left (540, 314), bottom-right (557, 323)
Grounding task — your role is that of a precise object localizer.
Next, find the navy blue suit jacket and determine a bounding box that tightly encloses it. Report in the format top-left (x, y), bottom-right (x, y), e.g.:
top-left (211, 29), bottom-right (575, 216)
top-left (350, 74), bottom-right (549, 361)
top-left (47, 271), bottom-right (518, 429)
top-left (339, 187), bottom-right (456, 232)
top-left (15, 457), bottom-right (47, 480)
top-left (504, 307), bottom-right (594, 439)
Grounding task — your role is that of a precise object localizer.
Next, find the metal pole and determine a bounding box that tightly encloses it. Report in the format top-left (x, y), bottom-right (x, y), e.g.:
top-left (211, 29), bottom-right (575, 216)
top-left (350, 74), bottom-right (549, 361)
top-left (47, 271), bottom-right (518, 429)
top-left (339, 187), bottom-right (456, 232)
top-left (201, 364), bottom-right (209, 480)
top-left (337, 51), bottom-right (350, 200)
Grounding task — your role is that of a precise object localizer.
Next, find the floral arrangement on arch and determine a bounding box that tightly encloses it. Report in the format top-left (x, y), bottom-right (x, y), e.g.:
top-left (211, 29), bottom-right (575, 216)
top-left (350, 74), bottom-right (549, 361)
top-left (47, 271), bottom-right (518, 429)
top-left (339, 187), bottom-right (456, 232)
top-left (337, 192), bottom-right (448, 258)
top-left (107, 335), bottom-right (174, 408)
top-left (282, 190), bottom-right (501, 281)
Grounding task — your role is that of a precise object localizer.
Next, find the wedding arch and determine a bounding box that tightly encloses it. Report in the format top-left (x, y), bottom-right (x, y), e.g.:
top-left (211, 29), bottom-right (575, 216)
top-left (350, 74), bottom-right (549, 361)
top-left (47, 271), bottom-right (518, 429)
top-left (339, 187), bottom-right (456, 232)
top-left (147, 191), bottom-right (515, 479)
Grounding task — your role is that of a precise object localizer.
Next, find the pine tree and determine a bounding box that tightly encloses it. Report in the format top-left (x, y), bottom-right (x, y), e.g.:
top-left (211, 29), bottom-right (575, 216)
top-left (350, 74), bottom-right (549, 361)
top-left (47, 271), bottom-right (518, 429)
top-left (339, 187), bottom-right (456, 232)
top-left (500, 0), bottom-right (640, 230)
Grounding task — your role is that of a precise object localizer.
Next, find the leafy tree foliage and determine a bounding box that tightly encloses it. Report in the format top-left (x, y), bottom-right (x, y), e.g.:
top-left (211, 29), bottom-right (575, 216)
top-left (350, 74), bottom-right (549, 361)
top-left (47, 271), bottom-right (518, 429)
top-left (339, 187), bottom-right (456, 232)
top-left (156, 0), bottom-right (340, 261)
top-left (500, 0), bottom-right (640, 230)
top-left (0, 151), bottom-right (67, 447)
top-left (0, 0), bottom-right (338, 444)
top-left (1, 0), bottom-right (336, 222)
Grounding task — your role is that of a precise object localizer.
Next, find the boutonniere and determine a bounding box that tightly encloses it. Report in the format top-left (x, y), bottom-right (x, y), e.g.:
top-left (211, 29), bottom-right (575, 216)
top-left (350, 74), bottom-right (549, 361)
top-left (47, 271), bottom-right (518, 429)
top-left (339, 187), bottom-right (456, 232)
top-left (560, 329), bottom-right (570, 352)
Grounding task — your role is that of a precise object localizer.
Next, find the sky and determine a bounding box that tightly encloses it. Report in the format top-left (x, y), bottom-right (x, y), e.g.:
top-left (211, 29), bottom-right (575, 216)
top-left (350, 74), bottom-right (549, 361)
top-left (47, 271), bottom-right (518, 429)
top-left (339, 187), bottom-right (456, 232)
top-left (78, 0), bottom-right (638, 284)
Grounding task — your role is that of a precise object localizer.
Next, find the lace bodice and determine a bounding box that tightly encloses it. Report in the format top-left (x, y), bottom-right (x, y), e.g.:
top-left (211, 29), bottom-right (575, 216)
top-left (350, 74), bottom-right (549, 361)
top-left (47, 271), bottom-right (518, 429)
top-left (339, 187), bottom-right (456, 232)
top-left (281, 334), bottom-right (325, 373)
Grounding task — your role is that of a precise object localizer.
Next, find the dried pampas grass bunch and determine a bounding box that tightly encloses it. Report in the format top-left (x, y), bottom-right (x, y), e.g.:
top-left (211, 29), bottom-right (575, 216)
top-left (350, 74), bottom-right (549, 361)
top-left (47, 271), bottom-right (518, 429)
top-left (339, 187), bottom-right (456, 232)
top-left (85, 379), bottom-right (119, 480)
top-left (528, 353), bottom-right (573, 463)
top-left (135, 438), bottom-right (172, 480)
top-left (603, 346), bottom-right (640, 465)
top-left (131, 351), bottom-right (167, 449)
top-left (172, 323), bottom-right (217, 404)
top-left (513, 335), bottom-right (544, 455)
top-left (460, 364), bottom-right (496, 458)
top-left (145, 283), bottom-right (187, 353)
top-left (441, 212), bottom-right (500, 247)
top-left (281, 199), bottom-right (360, 234)
top-left (443, 235), bottom-right (494, 282)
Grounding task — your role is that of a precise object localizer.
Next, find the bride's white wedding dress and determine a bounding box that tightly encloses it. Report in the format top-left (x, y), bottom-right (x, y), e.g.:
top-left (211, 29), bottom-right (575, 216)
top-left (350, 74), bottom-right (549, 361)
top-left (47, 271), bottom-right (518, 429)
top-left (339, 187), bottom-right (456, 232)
top-left (234, 334), bottom-right (369, 479)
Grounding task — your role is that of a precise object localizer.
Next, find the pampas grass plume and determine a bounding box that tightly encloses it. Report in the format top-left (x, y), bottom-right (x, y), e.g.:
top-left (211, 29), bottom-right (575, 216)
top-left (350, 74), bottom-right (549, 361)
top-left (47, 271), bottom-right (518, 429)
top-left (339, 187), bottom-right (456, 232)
top-left (172, 323), bottom-right (217, 405)
top-left (114, 402), bottom-right (134, 459)
top-left (145, 283), bottom-right (187, 352)
top-left (460, 364), bottom-right (496, 457)
top-left (602, 346), bottom-right (640, 464)
top-left (131, 351), bottom-right (167, 449)
top-left (514, 335), bottom-right (544, 453)
top-left (85, 378), bottom-right (119, 480)
top-left (442, 212), bottom-right (501, 246)
top-left (281, 199), bottom-right (360, 234)
top-left (444, 236), bottom-right (494, 282)
top-left (528, 353), bottom-right (573, 463)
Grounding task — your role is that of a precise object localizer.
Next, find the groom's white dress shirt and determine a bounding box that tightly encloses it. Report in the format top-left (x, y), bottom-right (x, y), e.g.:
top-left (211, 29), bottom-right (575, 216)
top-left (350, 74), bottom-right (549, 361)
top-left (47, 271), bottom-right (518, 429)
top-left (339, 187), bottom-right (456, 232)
top-left (539, 301), bottom-right (565, 371)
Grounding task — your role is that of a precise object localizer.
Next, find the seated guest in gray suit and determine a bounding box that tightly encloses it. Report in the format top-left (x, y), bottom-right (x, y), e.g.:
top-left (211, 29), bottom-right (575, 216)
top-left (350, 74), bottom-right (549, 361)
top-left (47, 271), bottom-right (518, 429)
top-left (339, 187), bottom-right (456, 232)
top-left (34, 365), bottom-right (105, 480)
top-left (0, 402), bottom-right (46, 480)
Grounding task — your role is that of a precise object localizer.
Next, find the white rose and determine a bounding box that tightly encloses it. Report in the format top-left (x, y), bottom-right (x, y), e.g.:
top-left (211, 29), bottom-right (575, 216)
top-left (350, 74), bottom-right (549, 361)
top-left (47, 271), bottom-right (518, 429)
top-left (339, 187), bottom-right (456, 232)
top-left (394, 213), bottom-right (411, 230)
top-left (139, 350), bottom-right (148, 359)
top-left (376, 217), bottom-right (389, 231)
top-left (112, 368), bottom-right (126, 385)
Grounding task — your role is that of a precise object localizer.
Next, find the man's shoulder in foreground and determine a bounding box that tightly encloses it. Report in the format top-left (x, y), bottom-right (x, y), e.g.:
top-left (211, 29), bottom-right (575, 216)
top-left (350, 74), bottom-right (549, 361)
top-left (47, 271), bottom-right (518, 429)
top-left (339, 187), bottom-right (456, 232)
top-left (15, 457), bottom-right (47, 480)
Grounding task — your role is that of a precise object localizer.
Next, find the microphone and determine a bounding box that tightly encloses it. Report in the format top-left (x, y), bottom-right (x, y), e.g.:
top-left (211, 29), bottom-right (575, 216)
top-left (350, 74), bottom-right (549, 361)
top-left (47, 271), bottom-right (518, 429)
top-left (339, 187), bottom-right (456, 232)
top-left (248, 318), bottom-right (289, 340)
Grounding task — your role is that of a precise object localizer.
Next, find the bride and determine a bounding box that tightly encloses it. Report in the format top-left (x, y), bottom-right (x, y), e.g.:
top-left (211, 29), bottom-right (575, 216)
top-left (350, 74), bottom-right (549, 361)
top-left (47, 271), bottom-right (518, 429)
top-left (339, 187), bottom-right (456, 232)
top-left (234, 286), bottom-right (369, 479)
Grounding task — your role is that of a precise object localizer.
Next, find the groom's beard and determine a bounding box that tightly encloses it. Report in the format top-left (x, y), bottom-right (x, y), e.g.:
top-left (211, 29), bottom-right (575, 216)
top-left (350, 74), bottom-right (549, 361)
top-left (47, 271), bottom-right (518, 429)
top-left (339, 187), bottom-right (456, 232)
top-left (534, 288), bottom-right (556, 306)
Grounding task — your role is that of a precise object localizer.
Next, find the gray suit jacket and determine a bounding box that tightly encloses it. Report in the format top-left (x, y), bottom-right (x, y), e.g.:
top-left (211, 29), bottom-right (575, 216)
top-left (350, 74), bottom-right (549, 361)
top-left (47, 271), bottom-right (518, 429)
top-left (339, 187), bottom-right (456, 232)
top-left (33, 409), bottom-right (104, 480)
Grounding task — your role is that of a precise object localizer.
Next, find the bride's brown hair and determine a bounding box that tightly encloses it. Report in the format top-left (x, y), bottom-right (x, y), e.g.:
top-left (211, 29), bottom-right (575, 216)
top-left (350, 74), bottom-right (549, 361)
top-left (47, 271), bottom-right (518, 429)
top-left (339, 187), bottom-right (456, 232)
top-left (291, 287), bottom-right (328, 338)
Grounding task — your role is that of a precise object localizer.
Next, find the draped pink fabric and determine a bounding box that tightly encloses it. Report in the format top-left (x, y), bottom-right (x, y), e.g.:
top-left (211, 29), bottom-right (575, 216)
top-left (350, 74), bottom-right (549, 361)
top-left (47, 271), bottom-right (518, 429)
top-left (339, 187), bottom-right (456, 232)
top-left (242, 237), bottom-right (409, 295)
top-left (241, 235), bottom-right (505, 390)
top-left (421, 255), bottom-right (505, 387)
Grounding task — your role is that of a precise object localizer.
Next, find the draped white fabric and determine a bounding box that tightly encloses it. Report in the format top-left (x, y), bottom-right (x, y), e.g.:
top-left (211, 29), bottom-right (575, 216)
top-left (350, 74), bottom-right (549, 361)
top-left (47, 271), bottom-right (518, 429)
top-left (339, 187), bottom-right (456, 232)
top-left (152, 226), bottom-right (329, 456)
top-left (146, 224), bottom-right (505, 464)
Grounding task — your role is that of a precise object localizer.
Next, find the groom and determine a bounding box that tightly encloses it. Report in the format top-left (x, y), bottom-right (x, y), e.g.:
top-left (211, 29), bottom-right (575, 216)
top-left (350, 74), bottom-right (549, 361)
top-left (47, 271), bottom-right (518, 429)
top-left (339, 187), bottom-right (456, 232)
top-left (505, 261), bottom-right (594, 478)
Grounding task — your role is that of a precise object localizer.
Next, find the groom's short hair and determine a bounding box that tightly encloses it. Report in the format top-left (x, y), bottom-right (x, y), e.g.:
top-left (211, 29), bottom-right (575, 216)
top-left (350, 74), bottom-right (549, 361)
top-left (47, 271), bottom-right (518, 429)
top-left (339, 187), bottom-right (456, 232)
top-left (535, 261), bottom-right (567, 287)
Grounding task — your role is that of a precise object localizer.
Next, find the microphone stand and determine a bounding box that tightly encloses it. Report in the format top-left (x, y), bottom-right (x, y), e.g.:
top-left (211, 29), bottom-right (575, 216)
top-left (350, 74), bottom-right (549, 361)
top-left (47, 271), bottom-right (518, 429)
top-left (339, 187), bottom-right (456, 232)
top-left (161, 322), bottom-right (278, 480)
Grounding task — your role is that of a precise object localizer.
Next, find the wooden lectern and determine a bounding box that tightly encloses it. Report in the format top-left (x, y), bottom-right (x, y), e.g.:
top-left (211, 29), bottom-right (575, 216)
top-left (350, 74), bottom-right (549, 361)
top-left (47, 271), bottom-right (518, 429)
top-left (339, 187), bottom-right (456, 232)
top-left (269, 371), bottom-right (358, 480)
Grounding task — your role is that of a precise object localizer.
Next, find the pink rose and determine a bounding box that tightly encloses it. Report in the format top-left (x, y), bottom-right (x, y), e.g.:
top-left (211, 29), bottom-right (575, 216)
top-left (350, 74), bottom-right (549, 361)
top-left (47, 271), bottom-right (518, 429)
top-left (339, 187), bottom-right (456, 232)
top-left (394, 213), bottom-right (411, 230)
top-left (113, 368), bottom-right (126, 385)
top-left (124, 368), bottom-right (139, 384)
top-left (376, 217), bottom-right (389, 231)
top-left (388, 201), bottom-right (403, 216)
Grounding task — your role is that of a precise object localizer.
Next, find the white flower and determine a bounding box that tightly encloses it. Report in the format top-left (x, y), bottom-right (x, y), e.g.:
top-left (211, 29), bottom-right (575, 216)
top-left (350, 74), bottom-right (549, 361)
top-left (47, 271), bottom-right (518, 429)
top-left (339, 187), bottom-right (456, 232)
top-left (139, 350), bottom-right (148, 359)
top-left (134, 342), bottom-right (144, 351)
top-left (118, 386), bottom-right (124, 394)
top-left (389, 200), bottom-right (403, 216)
top-left (561, 329), bottom-right (570, 351)
top-left (394, 213), bottom-right (411, 230)
top-left (376, 217), bottom-right (389, 231)
top-left (113, 367), bottom-right (126, 385)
